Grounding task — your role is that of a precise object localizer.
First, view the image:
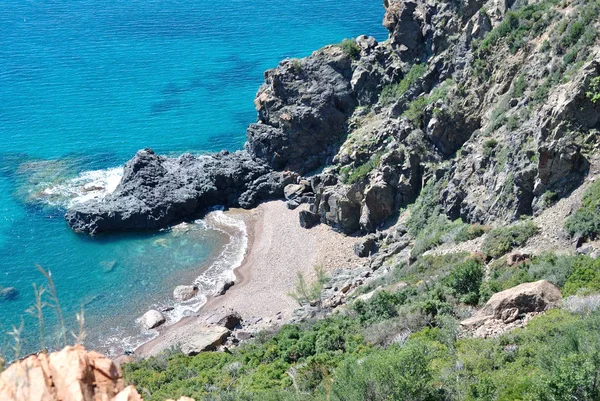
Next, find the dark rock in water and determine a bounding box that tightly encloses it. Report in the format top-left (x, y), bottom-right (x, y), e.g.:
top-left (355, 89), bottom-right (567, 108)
top-left (65, 149), bottom-right (294, 234)
top-left (0, 287), bottom-right (18, 301)
top-left (299, 210), bottom-right (320, 229)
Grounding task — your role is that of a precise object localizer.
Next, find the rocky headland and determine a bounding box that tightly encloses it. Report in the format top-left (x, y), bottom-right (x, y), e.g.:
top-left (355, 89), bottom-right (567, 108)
top-left (9, 0), bottom-right (600, 399)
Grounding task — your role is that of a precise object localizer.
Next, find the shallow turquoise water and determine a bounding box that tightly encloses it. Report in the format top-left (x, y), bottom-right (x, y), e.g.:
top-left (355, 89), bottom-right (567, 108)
top-left (0, 0), bottom-right (385, 356)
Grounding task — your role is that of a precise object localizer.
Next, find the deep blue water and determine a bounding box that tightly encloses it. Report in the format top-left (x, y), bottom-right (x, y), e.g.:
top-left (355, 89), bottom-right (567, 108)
top-left (0, 0), bottom-right (385, 356)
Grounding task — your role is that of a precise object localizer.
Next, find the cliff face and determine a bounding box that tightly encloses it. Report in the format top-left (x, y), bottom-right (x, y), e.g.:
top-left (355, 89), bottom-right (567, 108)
top-left (66, 0), bottom-right (600, 239)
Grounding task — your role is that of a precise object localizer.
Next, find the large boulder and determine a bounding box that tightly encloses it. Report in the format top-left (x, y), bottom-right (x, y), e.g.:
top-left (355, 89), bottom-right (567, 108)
top-left (180, 327), bottom-right (231, 356)
top-left (141, 309), bottom-right (166, 330)
top-left (173, 285), bottom-right (198, 302)
top-left (462, 280), bottom-right (562, 328)
top-left (0, 345), bottom-right (142, 401)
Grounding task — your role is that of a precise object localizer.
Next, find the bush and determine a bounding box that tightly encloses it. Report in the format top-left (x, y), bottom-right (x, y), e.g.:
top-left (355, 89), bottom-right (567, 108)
top-left (563, 257), bottom-right (600, 296)
top-left (351, 290), bottom-right (410, 324)
top-left (565, 180), bottom-right (600, 238)
top-left (454, 223), bottom-right (488, 243)
top-left (331, 342), bottom-right (443, 401)
top-left (482, 221), bottom-right (539, 258)
top-left (341, 154), bottom-right (381, 185)
top-left (379, 64), bottom-right (427, 105)
top-left (444, 258), bottom-right (484, 305)
top-left (337, 39), bottom-right (360, 60)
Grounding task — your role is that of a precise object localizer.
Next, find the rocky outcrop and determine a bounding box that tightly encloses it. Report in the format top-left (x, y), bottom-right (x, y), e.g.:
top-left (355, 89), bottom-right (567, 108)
top-left (179, 326), bottom-right (231, 356)
top-left (0, 345), bottom-right (142, 401)
top-left (173, 285), bottom-right (199, 302)
top-left (461, 280), bottom-right (562, 329)
top-left (66, 149), bottom-right (296, 234)
top-left (141, 310), bottom-right (166, 330)
top-left (246, 46), bottom-right (357, 173)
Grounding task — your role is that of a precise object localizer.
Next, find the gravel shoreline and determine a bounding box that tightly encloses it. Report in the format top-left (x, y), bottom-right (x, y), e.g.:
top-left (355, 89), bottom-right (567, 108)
top-left (133, 200), bottom-right (361, 358)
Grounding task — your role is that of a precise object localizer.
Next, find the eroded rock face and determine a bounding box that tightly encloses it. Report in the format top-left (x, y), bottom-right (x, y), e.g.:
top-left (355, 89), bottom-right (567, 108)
top-left (246, 46), bottom-right (357, 173)
top-left (0, 345), bottom-right (142, 401)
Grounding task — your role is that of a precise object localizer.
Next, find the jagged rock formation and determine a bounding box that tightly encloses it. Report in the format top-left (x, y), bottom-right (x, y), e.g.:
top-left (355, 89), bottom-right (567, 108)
top-left (66, 0), bottom-right (600, 239)
top-left (66, 149), bottom-right (296, 234)
top-left (0, 345), bottom-right (197, 401)
top-left (0, 345), bottom-right (142, 401)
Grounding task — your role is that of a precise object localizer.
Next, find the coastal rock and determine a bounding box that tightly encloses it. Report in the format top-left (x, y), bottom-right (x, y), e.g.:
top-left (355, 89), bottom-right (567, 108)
top-left (213, 279), bottom-right (235, 297)
top-left (141, 309), bottom-right (166, 330)
top-left (65, 149), bottom-right (280, 234)
top-left (0, 345), bottom-right (141, 401)
top-left (0, 287), bottom-right (18, 301)
top-left (461, 280), bottom-right (561, 328)
top-left (173, 285), bottom-right (199, 302)
top-left (246, 46), bottom-right (357, 173)
top-left (299, 210), bottom-right (320, 229)
top-left (180, 326), bottom-right (231, 356)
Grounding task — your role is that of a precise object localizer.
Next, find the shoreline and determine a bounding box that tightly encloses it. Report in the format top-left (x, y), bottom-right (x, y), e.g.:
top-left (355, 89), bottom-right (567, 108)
top-left (133, 200), bottom-right (362, 359)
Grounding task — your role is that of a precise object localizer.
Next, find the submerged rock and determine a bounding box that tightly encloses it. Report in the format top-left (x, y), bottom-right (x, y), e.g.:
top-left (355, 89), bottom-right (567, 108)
top-left (0, 287), bottom-right (18, 301)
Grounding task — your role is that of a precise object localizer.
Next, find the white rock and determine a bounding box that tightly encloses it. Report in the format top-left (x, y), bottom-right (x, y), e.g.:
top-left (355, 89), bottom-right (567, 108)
top-left (173, 285), bottom-right (198, 302)
top-left (142, 310), bottom-right (165, 330)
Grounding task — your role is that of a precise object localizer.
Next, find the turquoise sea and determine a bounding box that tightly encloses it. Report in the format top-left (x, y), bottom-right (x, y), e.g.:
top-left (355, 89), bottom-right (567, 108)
top-left (0, 0), bottom-right (385, 356)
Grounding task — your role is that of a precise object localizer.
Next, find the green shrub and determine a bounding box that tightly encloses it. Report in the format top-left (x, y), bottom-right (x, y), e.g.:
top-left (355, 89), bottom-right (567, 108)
top-left (340, 154), bottom-right (381, 185)
top-left (482, 221), bottom-right (539, 258)
top-left (483, 139), bottom-right (499, 157)
top-left (352, 290), bottom-right (409, 324)
top-left (402, 79), bottom-right (453, 126)
top-left (331, 342), bottom-right (443, 401)
top-left (586, 76), bottom-right (600, 104)
top-left (379, 64), bottom-right (427, 105)
top-left (455, 224), bottom-right (488, 243)
top-left (337, 39), bottom-right (360, 60)
top-left (565, 180), bottom-right (600, 238)
top-left (444, 258), bottom-right (484, 305)
top-left (484, 253), bottom-right (578, 300)
top-left (563, 257), bottom-right (600, 296)
top-left (512, 74), bottom-right (527, 97)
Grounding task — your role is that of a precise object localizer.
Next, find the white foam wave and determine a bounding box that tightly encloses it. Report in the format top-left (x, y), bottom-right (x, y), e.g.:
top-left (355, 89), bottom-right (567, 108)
top-left (39, 167), bottom-right (123, 208)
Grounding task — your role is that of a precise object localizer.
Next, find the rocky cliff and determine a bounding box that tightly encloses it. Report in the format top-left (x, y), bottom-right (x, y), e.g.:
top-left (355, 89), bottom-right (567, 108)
top-left (66, 0), bottom-right (600, 243)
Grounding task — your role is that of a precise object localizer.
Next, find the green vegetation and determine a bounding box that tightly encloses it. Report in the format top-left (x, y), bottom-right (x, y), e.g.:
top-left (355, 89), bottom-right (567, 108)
top-left (565, 180), bottom-right (600, 238)
top-left (563, 257), bottom-right (600, 296)
top-left (288, 266), bottom-right (328, 307)
top-left (478, 1), bottom-right (559, 55)
top-left (482, 221), bottom-right (539, 259)
top-left (483, 139), bottom-right (499, 157)
top-left (337, 39), bottom-right (360, 60)
top-left (454, 224), bottom-right (488, 243)
top-left (340, 154), bottom-right (381, 185)
top-left (512, 74), bottom-right (527, 98)
top-left (402, 80), bottom-right (454, 126)
top-left (379, 64), bottom-right (427, 105)
top-left (586, 76), bottom-right (600, 104)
